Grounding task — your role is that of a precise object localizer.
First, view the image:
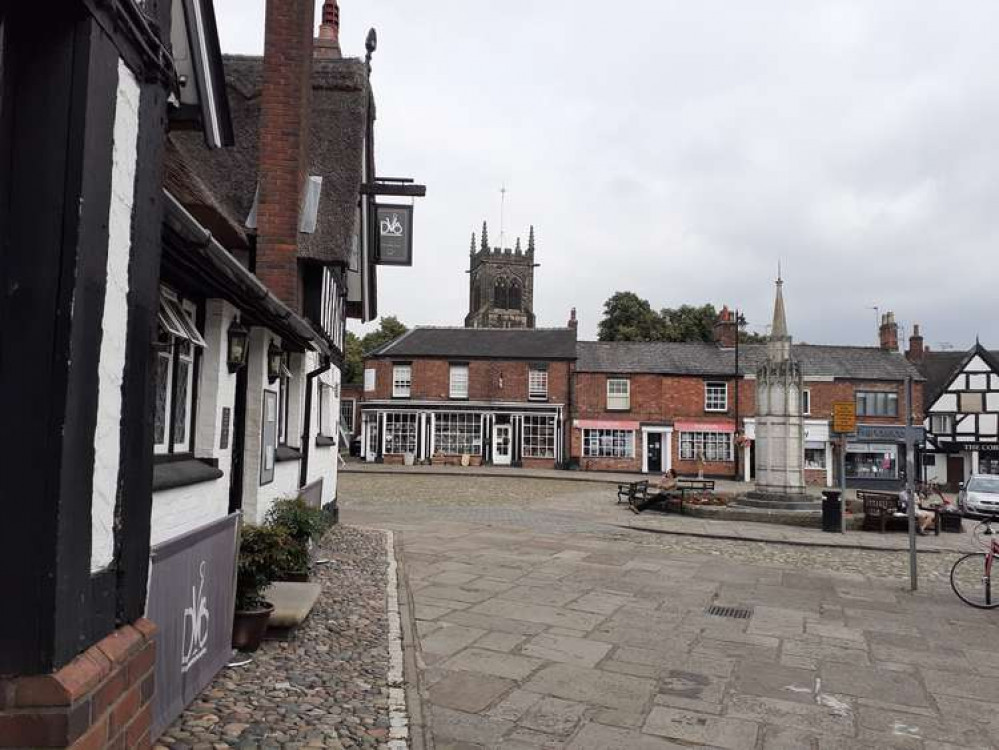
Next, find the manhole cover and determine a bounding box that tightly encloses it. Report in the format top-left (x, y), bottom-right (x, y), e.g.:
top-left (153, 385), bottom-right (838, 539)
top-left (704, 604), bottom-right (753, 619)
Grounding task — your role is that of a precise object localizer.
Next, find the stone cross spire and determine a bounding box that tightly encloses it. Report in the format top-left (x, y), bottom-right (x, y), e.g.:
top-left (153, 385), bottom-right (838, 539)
top-left (470, 232), bottom-right (476, 254)
top-left (767, 271), bottom-right (791, 362)
top-left (480, 221), bottom-right (489, 251)
top-left (527, 225), bottom-right (536, 254)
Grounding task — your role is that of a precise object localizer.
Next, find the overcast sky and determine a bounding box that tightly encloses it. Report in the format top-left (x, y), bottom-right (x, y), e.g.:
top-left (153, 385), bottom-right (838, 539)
top-left (215, 0), bottom-right (999, 350)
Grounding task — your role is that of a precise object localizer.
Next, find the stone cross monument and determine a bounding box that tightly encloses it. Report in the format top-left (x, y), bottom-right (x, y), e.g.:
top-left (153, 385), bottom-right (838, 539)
top-left (753, 274), bottom-right (806, 498)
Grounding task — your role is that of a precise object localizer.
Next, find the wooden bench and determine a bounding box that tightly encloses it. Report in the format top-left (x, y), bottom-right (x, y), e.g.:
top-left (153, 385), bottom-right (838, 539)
top-left (617, 480), bottom-right (649, 506)
top-left (858, 490), bottom-right (940, 534)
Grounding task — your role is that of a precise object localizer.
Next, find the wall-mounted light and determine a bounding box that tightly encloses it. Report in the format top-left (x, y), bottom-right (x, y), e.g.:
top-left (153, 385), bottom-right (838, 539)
top-left (267, 342), bottom-right (283, 383)
top-left (227, 319), bottom-right (249, 373)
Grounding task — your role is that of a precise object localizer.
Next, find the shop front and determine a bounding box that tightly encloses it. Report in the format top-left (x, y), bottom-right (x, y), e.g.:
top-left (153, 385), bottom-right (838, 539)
top-left (846, 424), bottom-right (921, 489)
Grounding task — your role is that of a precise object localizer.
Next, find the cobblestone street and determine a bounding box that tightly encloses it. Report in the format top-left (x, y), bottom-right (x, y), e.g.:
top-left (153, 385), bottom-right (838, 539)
top-left (342, 472), bottom-right (999, 749)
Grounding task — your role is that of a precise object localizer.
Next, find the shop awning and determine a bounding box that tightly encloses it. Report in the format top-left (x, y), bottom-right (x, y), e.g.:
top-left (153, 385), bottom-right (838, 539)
top-left (674, 420), bottom-right (736, 433)
top-left (574, 419), bottom-right (640, 430)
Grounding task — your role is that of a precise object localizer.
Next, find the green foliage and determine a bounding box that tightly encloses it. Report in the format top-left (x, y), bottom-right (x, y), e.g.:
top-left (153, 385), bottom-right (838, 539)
top-left (343, 316), bottom-right (409, 384)
top-left (598, 294), bottom-right (769, 344)
top-left (265, 497), bottom-right (327, 576)
top-left (236, 524), bottom-right (295, 611)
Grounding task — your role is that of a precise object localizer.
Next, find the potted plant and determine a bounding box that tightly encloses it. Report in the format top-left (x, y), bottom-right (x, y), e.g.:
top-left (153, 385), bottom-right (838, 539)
top-left (233, 524), bottom-right (294, 652)
top-left (265, 497), bottom-right (327, 581)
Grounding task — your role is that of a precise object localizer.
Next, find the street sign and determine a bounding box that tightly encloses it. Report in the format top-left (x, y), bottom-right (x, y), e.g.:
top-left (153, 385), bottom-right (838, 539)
top-left (832, 401), bottom-right (856, 434)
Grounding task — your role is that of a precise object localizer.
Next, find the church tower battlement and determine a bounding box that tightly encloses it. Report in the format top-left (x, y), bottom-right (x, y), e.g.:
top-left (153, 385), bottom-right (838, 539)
top-left (464, 222), bottom-right (538, 328)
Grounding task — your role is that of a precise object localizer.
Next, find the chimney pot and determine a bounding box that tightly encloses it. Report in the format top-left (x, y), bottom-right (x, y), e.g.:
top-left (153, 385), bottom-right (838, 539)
top-left (879, 309), bottom-right (899, 352)
top-left (906, 322), bottom-right (925, 362)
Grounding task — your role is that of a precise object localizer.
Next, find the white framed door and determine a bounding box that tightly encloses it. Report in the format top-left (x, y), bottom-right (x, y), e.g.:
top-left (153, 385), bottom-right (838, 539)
top-left (493, 424), bottom-right (512, 465)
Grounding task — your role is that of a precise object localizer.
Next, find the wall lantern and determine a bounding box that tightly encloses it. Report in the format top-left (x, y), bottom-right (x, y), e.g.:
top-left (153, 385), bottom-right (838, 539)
top-left (227, 319), bottom-right (249, 373)
top-left (267, 342), bottom-right (284, 383)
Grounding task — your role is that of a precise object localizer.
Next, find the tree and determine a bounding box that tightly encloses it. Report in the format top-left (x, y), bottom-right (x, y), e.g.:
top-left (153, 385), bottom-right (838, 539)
top-left (659, 304), bottom-right (718, 343)
top-left (597, 292), bottom-right (665, 342)
top-left (343, 316), bottom-right (408, 383)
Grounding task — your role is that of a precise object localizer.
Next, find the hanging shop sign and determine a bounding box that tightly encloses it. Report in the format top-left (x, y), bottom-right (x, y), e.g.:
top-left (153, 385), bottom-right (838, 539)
top-left (376, 204), bottom-right (413, 266)
top-left (147, 512), bottom-right (240, 738)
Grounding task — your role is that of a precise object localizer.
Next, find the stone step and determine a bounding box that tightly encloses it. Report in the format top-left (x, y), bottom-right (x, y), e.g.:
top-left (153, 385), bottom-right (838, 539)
top-left (733, 496), bottom-right (824, 511)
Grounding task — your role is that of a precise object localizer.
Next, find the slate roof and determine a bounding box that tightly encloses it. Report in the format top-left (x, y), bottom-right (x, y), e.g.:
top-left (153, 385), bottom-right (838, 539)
top-left (916, 346), bottom-right (999, 402)
top-left (171, 54), bottom-right (370, 264)
top-left (370, 327), bottom-right (578, 360)
top-left (576, 341), bottom-right (924, 381)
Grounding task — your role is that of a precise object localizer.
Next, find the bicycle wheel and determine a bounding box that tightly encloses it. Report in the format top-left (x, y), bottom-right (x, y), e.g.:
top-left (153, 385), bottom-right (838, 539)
top-left (950, 553), bottom-right (999, 609)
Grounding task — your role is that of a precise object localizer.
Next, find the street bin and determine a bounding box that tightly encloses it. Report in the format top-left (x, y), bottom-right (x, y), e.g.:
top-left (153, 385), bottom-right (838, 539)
top-left (821, 490), bottom-right (842, 533)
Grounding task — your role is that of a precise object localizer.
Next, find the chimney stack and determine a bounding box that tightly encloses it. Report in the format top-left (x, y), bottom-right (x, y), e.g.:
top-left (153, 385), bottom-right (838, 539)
top-left (315, 0), bottom-right (342, 59)
top-left (713, 305), bottom-right (738, 348)
top-left (568, 307), bottom-right (578, 330)
top-left (906, 323), bottom-right (925, 362)
top-left (257, 0), bottom-right (316, 309)
top-left (879, 312), bottom-right (899, 352)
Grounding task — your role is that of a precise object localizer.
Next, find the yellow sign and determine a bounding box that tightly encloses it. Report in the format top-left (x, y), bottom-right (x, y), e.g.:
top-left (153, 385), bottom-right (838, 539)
top-left (832, 402), bottom-right (856, 434)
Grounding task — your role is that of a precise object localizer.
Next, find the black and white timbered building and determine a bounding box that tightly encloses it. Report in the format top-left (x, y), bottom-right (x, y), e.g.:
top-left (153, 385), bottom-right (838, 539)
top-left (912, 338), bottom-right (999, 487)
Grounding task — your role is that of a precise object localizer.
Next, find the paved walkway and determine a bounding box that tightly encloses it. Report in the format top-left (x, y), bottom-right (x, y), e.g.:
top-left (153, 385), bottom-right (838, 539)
top-left (341, 473), bottom-right (999, 750)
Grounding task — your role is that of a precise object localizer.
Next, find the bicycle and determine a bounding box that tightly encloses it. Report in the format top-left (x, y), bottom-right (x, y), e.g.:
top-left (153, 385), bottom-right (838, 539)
top-left (950, 516), bottom-right (999, 608)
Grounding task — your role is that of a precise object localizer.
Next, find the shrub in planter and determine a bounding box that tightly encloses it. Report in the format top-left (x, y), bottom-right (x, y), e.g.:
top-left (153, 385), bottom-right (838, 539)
top-left (233, 524), bottom-right (295, 651)
top-left (265, 497), bottom-right (327, 580)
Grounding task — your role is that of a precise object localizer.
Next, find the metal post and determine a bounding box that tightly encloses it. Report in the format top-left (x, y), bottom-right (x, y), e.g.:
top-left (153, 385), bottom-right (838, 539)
top-left (840, 435), bottom-right (847, 533)
top-left (906, 376), bottom-right (918, 591)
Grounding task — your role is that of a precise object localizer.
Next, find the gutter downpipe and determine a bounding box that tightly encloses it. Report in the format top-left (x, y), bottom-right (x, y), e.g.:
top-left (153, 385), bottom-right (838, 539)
top-left (300, 356), bottom-right (333, 490)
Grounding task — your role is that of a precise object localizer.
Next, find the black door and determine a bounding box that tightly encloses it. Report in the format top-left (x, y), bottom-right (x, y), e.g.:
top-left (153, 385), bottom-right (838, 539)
top-left (647, 433), bottom-right (662, 473)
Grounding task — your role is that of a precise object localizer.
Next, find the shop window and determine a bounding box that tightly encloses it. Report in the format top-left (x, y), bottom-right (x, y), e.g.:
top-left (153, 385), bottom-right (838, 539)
top-left (846, 444), bottom-right (898, 479)
top-left (384, 412), bottom-right (418, 455)
top-left (856, 391), bottom-right (898, 417)
top-left (804, 448), bottom-right (826, 469)
top-left (523, 415), bottom-right (555, 458)
top-left (449, 364), bottom-right (469, 399)
top-left (154, 292), bottom-right (204, 455)
top-left (705, 382), bottom-right (728, 412)
top-left (583, 429), bottom-right (635, 458)
top-left (433, 412), bottom-right (482, 455)
top-left (392, 364), bottom-right (412, 398)
top-left (339, 397), bottom-right (355, 433)
top-left (680, 431), bottom-right (733, 462)
top-left (606, 378), bottom-right (630, 410)
top-left (528, 366), bottom-right (548, 400)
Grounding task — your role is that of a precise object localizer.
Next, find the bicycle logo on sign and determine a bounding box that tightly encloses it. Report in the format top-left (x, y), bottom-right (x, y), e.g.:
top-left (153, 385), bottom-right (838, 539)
top-left (380, 213), bottom-right (404, 237)
top-left (181, 560), bottom-right (211, 673)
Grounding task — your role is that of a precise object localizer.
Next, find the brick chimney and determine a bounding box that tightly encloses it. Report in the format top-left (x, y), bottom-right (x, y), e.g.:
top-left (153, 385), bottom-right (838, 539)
top-left (713, 305), bottom-right (738, 348)
top-left (568, 307), bottom-right (578, 330)
top-left (256, 0), bottom-right (316, 310)
top-left (315, 0), bottom-right (341, 60)
top-left (879, 311), bottom-right (899, 352)
top-left (906, 323), bottom-right (925, 362)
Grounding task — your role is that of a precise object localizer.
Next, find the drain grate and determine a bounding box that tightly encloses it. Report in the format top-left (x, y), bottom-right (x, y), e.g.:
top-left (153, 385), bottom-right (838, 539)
top-left (705, 604), bottom-right (753, 619)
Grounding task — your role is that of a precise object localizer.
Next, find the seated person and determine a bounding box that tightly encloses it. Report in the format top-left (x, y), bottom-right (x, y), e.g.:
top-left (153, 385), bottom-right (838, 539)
top-left (898, 488), bottom-right (935, 536)
top-left (658, 468), bottom-right (679, 493)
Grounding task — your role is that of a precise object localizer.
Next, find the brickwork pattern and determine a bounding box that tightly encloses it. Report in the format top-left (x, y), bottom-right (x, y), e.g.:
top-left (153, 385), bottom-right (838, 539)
top-left (0, 620), bottom-right (156, 749)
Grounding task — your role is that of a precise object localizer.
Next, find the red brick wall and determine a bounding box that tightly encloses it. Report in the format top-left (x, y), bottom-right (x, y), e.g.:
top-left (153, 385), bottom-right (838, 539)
top-left (256, 0), bottom-right (316, 310)
top-left (0, 620), bottom-right (156, 749)
top-left (363, 358), bottom-right (572, 405)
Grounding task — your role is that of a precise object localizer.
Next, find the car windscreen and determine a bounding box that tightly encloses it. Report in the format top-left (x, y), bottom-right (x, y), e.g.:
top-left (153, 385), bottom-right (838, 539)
top-left (968, 477), bottom-right (999, 494)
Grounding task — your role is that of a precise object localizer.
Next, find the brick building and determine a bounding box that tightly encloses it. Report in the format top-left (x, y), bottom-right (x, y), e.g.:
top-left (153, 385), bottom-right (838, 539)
top-left (359, 327), bottom-right (576, 467)
top-left (572, 314), bottom-right (924, 489)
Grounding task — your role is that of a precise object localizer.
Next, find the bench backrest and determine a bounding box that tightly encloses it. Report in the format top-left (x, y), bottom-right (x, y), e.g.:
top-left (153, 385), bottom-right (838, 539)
top-left (858, 491), bottom-right (899, 510)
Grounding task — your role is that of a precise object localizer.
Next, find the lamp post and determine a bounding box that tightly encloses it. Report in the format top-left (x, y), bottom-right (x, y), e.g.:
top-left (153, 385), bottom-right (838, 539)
top-left (267, 342), bottom-right (283, 384)
top-left (227, 319), bottom-right (249, 373)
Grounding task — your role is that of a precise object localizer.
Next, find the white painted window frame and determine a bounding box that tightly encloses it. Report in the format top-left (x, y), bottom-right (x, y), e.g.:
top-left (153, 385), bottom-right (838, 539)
top-left (704, 381), bottom-right (728, 412)
top-left (528, 368), bottom-right (548, 401)
top-left (449, 364), bottom-right (469, 399)
top-left (606, 378), bottom-right (630, 411)
top-left (392, 365), bottom-right (412, 398)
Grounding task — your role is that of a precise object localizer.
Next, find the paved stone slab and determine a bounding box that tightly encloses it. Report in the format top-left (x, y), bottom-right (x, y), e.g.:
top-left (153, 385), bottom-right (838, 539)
top-left (726, 694), bottom-right (855, 737)
top-left (498, 585), bottom-right (584, 607)
top-left (441, 610), bottom-right (548, 636)
top-left (475, 631), bottom-right (527, 653)
top-left (442, 647), bottom-right (544, 680)
top-left (821, 662), bottom-right (930, 707)
top-left (857, 705), bottom-right (992, 747)
top-left (421, 624), bottom-right (486, 657)
top-left (782, 638), bottom-right (870, 665)
top-left (431, 706), bottom-right (513, 747)
top-left (470, 598), bottom-right (606, 631)
top-left (568, 591), bottom-right (633, 615)
top-left (521, 633), bottom-right (613, 667)
top-left (922, 669), bottom-right (999, 702)
top-left (524, 663), bottom-right (655, 711)
top-left (518, 696), bottom-right (589, 737)
top-left (736, 661), bottom-right (815, 705)
top-left (488, 689), bottom-right (544, 723)
top-left (658, 668), bottom-right (728, 707)
top-left (643, 706), bottom-right (759, 750)
top-left (569, 722), bottom-right (690, 750)
top-left (428, 671), bottom-right (516, 713)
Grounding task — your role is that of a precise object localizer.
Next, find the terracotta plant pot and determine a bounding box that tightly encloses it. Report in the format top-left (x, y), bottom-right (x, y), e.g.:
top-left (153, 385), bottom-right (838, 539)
top-left (232, 602), bottom-right (274, 652)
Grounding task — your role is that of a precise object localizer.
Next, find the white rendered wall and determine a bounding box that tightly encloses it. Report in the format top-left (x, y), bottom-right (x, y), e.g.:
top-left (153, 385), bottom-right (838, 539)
top-left (150, 300), bottom-right (238, 546)
top-left (91, 60), bottom-right (140, 572)
top-left (241, 328), bottom-right (270, 524)
top-left (306, 357), bottom-right (341, 507)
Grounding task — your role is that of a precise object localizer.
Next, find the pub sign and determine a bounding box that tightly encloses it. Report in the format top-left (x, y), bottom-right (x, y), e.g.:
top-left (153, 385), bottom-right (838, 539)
top-left (376, 204), bottom-right (413, 266)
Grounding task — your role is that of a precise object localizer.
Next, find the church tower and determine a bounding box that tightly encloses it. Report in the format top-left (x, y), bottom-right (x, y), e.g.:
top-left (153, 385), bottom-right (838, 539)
top-left (753, 273), bottom-right (806, 499)
top-left (464, 222), bottom-right (538, 328)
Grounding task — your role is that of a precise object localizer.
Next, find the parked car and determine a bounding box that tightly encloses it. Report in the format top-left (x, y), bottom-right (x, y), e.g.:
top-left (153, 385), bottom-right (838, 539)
top-left (958, 475), bottom-right (999, 517)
